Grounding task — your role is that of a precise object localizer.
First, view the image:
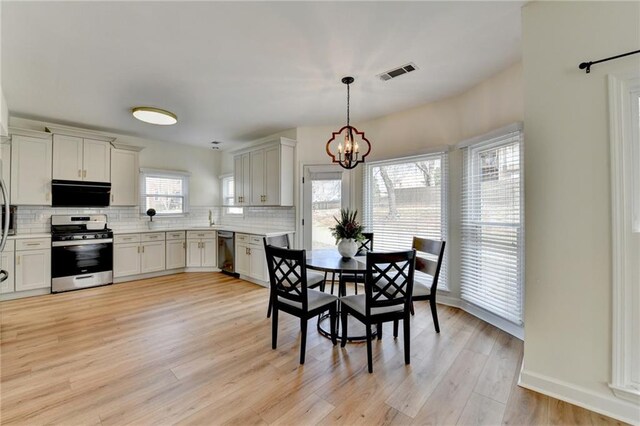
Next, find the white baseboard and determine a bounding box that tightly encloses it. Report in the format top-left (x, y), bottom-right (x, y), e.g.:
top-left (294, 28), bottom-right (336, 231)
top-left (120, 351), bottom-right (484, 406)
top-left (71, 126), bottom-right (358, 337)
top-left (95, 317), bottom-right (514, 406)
top-left (519, 369), bottom-right (640, 425)
top-left (114, 267), bottom-right (220, 284)
top-left (0, 287), bottom-right (50, 301)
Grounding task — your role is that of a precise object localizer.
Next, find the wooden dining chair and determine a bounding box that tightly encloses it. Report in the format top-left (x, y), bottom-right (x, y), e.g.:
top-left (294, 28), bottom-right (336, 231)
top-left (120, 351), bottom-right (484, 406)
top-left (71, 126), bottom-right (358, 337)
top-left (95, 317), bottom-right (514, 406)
top-left (411, 237), bottom-right (446, 333)
top-left (265, 245), bottom-right (338, 364)
top-left (337, 232), bottom-right (374, 296)
top-left (264, 235), bottom-right (325, 318)
top-left (340, 249), bottom-right (416, 373)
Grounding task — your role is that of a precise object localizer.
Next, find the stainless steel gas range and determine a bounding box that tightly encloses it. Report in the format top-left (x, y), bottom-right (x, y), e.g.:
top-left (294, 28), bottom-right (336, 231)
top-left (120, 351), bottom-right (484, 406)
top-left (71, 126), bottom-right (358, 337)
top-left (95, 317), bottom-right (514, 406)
top-left (51, 214), bottom-right (113, 293)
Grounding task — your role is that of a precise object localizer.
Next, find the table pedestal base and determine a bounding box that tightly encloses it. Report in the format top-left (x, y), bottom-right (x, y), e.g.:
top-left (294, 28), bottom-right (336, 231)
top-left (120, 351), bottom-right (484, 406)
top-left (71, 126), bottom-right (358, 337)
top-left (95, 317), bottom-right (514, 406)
top-left (317, 311), bottom-right (378, 343)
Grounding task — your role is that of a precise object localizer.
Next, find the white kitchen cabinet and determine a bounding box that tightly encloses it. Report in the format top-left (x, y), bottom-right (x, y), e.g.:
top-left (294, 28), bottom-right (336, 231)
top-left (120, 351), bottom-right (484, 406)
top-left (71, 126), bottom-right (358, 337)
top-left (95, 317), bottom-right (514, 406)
top-left (234, 153), bottom-right (251, 206)
top-left (235, 234), bottom-right (268, 283)
top-left (232, 138), bottom-right (295, 207)
top-left (0, 241), bottom-right (15, 294)
top-left (166, 239), bottom-right (186, 269)
top-left (1, 143), bottom-right (11, 205)
top-left (15, 248), bottom-right (51, 292)
top-left (52, 135), bottom-right (111, 182)
top-left (10, 131), bottom-right (52, 205)
top-left (114, 242), bottom-right (141, 278)
top-left (186, 231), bottom-right (217, 268)
top-left (140, 241), bottom-right (165, 273)
top-left (110, 149), bottom-right (139, 206)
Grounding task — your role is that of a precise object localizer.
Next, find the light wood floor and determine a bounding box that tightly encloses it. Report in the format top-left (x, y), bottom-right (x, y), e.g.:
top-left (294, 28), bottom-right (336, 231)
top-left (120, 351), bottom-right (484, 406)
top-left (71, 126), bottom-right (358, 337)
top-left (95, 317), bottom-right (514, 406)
top-left (0, 273), bottom-right (626, 425)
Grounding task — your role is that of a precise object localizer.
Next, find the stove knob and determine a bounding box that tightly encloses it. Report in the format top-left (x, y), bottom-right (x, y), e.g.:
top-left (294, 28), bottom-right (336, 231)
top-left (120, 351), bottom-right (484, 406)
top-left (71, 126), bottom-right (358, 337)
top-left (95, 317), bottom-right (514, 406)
top-left (94, 234), bottom-right (100, 239)
top-left (82, 235), bottom-right (87, 239)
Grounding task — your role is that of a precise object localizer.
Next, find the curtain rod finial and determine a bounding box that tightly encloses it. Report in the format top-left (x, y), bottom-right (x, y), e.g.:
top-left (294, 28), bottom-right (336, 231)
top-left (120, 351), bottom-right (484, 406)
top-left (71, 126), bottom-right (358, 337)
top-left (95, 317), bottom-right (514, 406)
top-left (579, 62), bottom-right (591, 73)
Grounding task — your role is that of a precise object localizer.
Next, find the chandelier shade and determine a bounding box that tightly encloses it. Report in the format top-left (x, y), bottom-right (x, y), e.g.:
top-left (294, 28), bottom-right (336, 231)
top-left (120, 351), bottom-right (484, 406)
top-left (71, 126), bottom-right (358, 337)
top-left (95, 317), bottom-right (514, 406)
top-left (326, 76), bottom-right (371, 169)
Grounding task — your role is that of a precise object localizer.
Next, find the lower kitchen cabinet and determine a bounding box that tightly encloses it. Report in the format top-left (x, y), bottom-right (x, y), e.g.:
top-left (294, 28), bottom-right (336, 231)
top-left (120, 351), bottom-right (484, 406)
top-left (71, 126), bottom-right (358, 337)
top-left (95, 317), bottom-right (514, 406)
top-left (186, 231), bottom-right (217, 268)
top-left (113, 233), bottom-right (166, 277)
top-left (235, 234), bottom-right (268, 283)
top-left (0, 241), bottom-right (15, 294)
top-left (166, 239), bottom-right (186, 269)
top-left (140, 241), bottom-right (165, 273)
top-left (114, 242), bottom-right (141, 277)
top-left (15, 248), bottom-right (51, 292)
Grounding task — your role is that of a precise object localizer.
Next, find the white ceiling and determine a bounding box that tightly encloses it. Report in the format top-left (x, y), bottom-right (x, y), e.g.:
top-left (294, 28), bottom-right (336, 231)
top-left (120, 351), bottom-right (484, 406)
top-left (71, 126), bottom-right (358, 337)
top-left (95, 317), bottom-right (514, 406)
top-left (2, 1), bottom-right (524, 148)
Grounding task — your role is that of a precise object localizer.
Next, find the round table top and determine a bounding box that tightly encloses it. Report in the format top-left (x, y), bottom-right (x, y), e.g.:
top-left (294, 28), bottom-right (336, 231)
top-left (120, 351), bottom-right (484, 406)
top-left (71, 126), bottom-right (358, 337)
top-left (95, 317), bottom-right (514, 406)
top-left (305, 249), bottom-right (367, 274)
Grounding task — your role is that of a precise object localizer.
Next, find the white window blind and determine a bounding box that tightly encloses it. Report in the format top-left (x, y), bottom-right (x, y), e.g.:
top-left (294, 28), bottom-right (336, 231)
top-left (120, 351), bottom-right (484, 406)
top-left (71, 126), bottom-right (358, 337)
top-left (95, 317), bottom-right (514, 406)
top-left (222, 175), bottom-right (243, 215)
top-left (140, 169), bottom-right (190, 215)
top-left (460, 130), bottom-right (524, 325)
top-left (364, 152), bottom-right (448, 290)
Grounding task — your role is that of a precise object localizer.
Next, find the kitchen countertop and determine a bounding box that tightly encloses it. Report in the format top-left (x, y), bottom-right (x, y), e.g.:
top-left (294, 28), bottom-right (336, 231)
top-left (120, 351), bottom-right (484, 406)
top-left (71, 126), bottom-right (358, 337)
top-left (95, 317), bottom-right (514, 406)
top-left (8, 233), bottom-right (52, 240)
top-left (112, 225), bottom-right (294, 238)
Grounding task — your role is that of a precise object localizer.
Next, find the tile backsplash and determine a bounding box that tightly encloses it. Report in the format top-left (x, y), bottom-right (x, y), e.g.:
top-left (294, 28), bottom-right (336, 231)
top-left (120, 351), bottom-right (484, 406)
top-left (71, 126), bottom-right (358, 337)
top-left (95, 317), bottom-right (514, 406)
top-left (15, 205), bottom-right (296, 234)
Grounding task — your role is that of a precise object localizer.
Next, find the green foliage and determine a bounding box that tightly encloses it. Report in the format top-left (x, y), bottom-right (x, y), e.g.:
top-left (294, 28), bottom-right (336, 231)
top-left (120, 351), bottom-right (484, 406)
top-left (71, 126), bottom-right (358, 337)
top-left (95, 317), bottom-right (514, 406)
top-left (330, 208), bottom-right (365, 243)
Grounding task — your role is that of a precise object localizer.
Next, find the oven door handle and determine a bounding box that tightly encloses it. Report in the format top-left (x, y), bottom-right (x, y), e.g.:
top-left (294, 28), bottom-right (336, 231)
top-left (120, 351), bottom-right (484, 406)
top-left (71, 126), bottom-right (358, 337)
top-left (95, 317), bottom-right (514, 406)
top-left (52, 239), bottom-right (113, 247)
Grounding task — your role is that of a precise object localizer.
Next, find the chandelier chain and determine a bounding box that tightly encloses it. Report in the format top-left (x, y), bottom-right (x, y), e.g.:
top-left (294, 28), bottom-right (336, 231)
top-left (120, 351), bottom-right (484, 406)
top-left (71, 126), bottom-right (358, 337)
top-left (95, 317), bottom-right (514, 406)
top-left (346, 82), bottom-right (350, 127)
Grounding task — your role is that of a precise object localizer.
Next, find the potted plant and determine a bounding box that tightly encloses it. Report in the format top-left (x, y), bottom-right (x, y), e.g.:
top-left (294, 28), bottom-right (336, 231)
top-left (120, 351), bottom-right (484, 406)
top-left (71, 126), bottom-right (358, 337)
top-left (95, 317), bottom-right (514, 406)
top-left (330, 208), bottom-right (365, 259)
top-left (146, 208), bottom-right (157, 229)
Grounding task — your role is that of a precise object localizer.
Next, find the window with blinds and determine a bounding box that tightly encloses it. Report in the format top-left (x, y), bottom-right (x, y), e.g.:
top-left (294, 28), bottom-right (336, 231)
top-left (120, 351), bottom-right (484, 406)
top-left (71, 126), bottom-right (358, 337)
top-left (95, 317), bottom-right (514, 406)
top-left (363, 152), bottom-right (448, 289)
top-left (222, 175), bottom-right (243, 215)
top-left (140, 169), bottom-right (190, 215)
top-left (460, 130), bottom-right (524, 325)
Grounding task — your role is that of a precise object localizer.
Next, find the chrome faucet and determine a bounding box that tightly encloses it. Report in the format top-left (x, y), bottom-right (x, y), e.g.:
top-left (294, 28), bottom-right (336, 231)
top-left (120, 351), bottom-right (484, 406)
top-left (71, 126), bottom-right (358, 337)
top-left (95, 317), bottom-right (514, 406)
top-left (209, 210), bottom-right (215, 226)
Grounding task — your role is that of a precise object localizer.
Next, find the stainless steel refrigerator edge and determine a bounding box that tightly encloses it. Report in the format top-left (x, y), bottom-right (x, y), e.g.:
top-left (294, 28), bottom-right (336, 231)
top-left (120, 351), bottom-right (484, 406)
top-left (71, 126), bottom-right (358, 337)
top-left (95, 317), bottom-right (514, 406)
top-left (0, 160), bottom-right (10, 285)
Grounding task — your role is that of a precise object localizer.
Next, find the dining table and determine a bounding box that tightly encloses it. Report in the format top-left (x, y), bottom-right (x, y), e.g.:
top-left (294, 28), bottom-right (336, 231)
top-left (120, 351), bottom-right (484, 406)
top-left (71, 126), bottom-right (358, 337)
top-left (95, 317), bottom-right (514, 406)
top-left (305, 248), bottom-right (376, 342)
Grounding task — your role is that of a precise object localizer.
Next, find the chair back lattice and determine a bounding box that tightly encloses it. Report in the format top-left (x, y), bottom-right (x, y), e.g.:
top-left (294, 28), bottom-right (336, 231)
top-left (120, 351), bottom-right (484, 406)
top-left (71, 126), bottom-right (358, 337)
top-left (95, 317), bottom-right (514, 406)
top-left (365, 250), bottom-right (416, 316)
top-left (264, 245), bottom-right (309, 311)
top-left (357, 233), bottom-right (374, 256)
top-left (412, 237), bottom-right (445, 294)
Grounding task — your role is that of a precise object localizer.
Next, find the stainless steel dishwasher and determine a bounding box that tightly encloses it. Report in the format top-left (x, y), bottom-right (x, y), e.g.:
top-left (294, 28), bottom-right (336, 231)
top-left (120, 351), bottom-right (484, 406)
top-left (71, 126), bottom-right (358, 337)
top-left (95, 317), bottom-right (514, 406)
top-left (217, 231), bottom-right (236, 275)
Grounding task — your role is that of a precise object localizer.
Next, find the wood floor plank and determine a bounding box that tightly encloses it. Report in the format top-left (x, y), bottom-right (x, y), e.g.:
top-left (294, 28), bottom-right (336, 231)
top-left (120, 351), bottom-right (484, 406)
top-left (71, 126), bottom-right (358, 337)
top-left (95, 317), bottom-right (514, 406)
top-left (0, 272), bottom-right (626, 426)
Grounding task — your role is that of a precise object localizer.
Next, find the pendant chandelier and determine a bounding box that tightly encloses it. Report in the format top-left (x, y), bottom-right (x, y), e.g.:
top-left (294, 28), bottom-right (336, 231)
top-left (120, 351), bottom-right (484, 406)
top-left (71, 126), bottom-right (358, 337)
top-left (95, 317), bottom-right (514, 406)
top-left (326, 76), bottom-right (371, 170)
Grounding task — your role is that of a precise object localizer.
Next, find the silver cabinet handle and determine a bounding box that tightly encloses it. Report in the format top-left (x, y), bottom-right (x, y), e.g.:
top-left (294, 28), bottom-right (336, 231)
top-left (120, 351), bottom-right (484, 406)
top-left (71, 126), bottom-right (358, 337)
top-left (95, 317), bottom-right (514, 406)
top-left (78, 169), bottom-right (82, 178)
top-left (83, 170), bottom-right (87, 178)
top-left (16, 256), bottom-right (20, 265)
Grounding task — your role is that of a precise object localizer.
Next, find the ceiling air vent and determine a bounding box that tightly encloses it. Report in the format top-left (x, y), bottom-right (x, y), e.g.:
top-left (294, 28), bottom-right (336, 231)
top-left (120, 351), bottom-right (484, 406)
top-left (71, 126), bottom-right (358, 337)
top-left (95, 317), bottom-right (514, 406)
top-left (377, 63), bottom-right (418, 81)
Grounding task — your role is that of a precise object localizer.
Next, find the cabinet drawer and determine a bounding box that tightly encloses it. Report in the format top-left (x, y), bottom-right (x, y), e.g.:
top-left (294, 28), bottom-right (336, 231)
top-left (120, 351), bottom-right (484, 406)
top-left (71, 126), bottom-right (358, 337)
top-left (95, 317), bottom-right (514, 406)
top-left (15, 238), bottom-right (50, 251)
top-left (249, 236), bottom-right (263, 246)
top-left (114, 234), bottom-right (140, 244)
top-left (186, 231), bottom-right (216, 240)
top-left (141, 232), bottom-right (165, 242)
top-left (236, 233), bottom-right (249, 243)
top-left (166, 231), bottom-right (186, 241)
top-left (3, 240), bottom-right (15, 252)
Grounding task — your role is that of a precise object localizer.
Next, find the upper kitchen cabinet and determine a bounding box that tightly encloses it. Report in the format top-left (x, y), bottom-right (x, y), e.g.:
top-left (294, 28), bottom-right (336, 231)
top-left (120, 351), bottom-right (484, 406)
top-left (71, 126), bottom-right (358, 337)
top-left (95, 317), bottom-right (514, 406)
top-left (10, 128), bottom-right (52, 205)
top-left (233, 138), bottom-right (295, 207)
top-left (52, 134), bottom-right (111, 182)
top-left (110, 145), bottom-right (142, 206)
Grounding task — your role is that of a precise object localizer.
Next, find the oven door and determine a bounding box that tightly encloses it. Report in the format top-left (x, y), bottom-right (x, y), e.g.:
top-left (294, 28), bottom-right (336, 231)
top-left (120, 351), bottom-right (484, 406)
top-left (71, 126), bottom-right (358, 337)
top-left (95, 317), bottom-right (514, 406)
top-left (51, 240), bottom-right (113, 292)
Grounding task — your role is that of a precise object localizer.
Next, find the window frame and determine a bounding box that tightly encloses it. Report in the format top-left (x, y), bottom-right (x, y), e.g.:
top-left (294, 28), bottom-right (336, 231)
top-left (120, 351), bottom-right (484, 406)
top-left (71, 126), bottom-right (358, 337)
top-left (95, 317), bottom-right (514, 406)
top-left (139, 168), bottom-right (190, 217)
top-left (221, 174), bottom-right (244, 216)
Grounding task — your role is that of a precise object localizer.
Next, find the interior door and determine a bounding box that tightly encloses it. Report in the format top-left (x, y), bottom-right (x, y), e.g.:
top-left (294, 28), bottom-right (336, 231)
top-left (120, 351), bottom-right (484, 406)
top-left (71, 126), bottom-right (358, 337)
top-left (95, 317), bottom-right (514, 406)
top-left (302, 165), bottom-right (351, 250)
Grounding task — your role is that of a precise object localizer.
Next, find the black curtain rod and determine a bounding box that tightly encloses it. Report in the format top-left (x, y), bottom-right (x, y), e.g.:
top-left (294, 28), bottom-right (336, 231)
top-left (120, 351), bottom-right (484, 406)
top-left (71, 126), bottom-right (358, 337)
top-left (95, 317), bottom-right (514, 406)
top-left (579, 49), bottom-right (640, 74)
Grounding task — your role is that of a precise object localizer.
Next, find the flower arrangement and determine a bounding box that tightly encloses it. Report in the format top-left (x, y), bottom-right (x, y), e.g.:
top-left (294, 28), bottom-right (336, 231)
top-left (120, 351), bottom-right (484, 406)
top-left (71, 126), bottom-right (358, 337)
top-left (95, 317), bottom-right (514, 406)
top-left (330, 208), bottom-right (365, 244)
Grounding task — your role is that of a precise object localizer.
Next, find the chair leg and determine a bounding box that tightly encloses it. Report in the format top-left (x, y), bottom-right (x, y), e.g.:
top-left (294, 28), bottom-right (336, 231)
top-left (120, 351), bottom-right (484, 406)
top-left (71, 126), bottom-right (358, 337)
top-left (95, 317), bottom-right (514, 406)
top-left (366, 325), bottom-right (373, 373)
top-left (300, 318), bottom-right (307, 365)
top-left (410, 301), bottom-right (415, 316)
top-left (341, 309), bottom-right (348, 347)
top-left (403, 315), bottom-right (410, 365)
top-left (271, 306), bottom-right (278, 349)
top-left (377, 322), bottom-right (382, 340)
top-left (266, 292), bottom-right (272, 318)
top-left (430, 299), bottom-right (440, 333)
top-left (393, 320), bottom-right (399, 338)
top-left (330, 305), bottom-right (337, 346)
top-left (330, 272), bottom-right (336, 295)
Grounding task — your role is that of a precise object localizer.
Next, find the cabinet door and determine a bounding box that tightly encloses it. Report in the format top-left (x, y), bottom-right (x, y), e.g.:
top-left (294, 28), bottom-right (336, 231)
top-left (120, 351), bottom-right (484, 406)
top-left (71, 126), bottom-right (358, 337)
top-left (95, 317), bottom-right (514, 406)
top-left (241, 153), bottom-right (251, 205)
top-left (114, 243), bottom-right (141, 277)
top-left (264, 145), bottom-right (280, 205)
top-left (201, 240), bottom-right (217, 267)
top-left (11, 135), bottom-right (52, 205)
top-left (250, 149), bottom-right (265, 205)
top-left (52, 135), bottom-right (83, 181)
top-left (249, 245), bottom-right (268, 282)
top-left (83, 139), bottom-right (111, 182)
top-left (0, 251), bottom-right (15, 294)
top-left (186, 240), bottom-right (202, 267)
top-left (166, 239), bottom-right (186, 269)
top-left (15, 249), bottom-right (51, 291)
top-left (234, 155), bottom-right (244, 204)
top-left (235, 244), bottom-right (250, 276)
top-left (141, 241), bottom-right (165, 274)
top-left (111, 149), bottom-right (138, 206)
top-left (1, 143), bottom-right (11, 205)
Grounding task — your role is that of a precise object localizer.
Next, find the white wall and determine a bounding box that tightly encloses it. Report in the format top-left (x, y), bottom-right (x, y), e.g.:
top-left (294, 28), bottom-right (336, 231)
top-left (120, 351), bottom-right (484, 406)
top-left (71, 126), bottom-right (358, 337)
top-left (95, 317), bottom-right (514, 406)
top-left (9, 117), bottom-right (221, 206)
top-left (296, 62), bottom-right (523, 302)
top-left (521, 2), bottom-right (640, 423)
top-left (0, 1), bottom-right (9, 137)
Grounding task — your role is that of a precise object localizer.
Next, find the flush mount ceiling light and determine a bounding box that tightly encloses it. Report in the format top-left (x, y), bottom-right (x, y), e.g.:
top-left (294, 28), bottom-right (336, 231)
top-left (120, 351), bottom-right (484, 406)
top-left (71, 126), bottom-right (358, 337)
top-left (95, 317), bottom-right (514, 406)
top-left (132, 107), bottom-right (177, 125)
top-left (326, 77), bottom-right (371, 170)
